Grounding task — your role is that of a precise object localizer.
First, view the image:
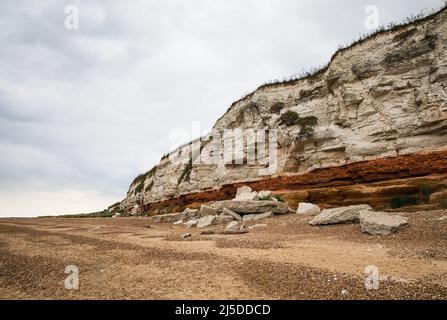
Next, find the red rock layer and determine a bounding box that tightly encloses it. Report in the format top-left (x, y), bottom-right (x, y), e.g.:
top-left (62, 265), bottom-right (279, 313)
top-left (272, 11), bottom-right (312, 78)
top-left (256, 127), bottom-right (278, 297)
top-left (142, 150), bottom-right (447, 214)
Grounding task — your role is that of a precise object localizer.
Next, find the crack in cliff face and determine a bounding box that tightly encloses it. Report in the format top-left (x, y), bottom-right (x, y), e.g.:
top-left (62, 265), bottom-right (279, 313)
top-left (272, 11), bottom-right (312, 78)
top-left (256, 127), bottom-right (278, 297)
top-left (119, 6), bottom-right (447, 213)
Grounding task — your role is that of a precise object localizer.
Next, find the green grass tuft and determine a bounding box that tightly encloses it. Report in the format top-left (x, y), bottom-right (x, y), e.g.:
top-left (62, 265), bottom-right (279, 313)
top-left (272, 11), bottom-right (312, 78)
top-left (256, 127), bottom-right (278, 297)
top-left (279, 111), bottom-right (299, 126)
top-left (270, 102), bottom-right (285, 114)
top-left (296, 116), bottom-right (318, 126)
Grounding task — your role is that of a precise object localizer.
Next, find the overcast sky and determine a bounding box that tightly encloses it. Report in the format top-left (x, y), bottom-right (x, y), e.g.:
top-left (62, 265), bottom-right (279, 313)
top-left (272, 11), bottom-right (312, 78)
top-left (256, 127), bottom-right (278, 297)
top-left (0, 0), bottom-right (445, 217)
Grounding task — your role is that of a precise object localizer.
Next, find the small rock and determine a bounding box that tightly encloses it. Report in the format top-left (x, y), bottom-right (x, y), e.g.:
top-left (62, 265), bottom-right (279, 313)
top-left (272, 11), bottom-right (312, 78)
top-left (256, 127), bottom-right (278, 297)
top-left (183, 208), bottom-right (200, 219)
top-left (215, 214), bottom-right (235, 224)
top-left (248, 224), bottom-right (267, 230)
top-left (181, 233), bottom-right (192, 239)
top-left (173, 219), bottom-right (184, 225)
top-left (226, 221), bottom-right (240, 232)
top-left (196, 215), bottom-right (217, 228)
top-left (243, 212), bottom-right (274, 222)
top-left (222, 208), bottom-right (242, 221)
top-left (297, 203), bottom-right (321, 216)
top-left (184, 219), bottom-right (198, 228)
top-left (198, 205), bottom-right (218, 217)
top-left (236, 186), bottom-right (253, 197)
top-left (341, 290), bottom-right (348, 296)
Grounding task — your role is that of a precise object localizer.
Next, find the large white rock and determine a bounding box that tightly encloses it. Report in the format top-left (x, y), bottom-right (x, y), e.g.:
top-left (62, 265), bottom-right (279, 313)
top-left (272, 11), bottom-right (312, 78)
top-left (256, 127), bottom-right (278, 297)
top-left (234, 191), bottom-right (259, 201)
top-left (196, 215), bottom-right (217, 228)
top-left (243, 212), bottom-right (274, 222)
top-left (236, 186), bottom-right (253, 197)
top-left (297, 203), bottom-right (321, 216)
top-left (309, 204), bottom-right (372, 226)
top-left (213, 201), bottom-right (289, 215)
top-left (360, 210), bottom-right (408, 235)
top-left (234, 186), bottom-right (259, 201)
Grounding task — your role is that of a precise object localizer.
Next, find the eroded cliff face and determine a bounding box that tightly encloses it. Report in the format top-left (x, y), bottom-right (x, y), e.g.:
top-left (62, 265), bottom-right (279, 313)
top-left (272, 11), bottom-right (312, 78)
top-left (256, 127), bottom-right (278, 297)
top-left (119, 8), bottom-right (447, 213)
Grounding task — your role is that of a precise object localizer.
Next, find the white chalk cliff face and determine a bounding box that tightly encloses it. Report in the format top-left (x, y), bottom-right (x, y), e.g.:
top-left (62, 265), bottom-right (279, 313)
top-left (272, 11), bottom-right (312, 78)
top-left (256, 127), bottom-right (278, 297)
top-left (120, 8), bottom-right (447, 212)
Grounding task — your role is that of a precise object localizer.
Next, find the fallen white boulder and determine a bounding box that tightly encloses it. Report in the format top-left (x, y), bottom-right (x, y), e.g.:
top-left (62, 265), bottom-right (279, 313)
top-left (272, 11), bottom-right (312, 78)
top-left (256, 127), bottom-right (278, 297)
top-left (297, 203), bottom-right (321, 216)
top-left (360, 210), bottom-right (408, 235)
top-left (309, 204), bottom-right (372, 226)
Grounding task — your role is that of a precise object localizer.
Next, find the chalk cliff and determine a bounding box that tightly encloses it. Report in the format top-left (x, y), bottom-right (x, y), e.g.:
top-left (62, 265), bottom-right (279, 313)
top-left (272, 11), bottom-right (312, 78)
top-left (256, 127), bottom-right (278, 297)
top-left (116, 7), bottom-right (447, 215)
